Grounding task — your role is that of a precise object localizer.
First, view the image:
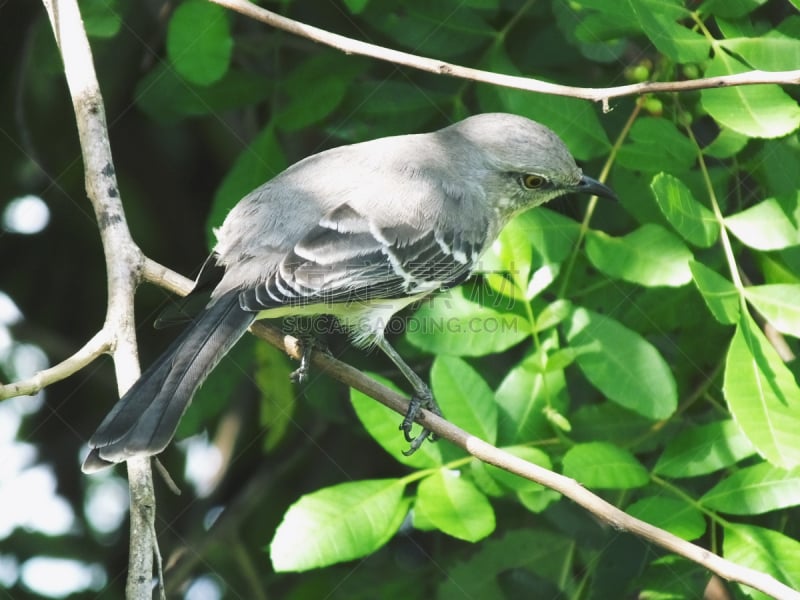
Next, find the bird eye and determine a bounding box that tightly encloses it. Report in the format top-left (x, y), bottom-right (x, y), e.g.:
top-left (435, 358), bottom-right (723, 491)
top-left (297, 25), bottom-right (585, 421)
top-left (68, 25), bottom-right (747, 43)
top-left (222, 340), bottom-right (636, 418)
top-left (521, 174), bottom-right (546, 189)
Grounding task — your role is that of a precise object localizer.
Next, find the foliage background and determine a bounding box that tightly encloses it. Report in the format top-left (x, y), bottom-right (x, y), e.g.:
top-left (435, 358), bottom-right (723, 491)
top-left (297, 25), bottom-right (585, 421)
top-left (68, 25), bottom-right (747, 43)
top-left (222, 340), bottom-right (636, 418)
top-left (1, 0), bottom-right (799, 598)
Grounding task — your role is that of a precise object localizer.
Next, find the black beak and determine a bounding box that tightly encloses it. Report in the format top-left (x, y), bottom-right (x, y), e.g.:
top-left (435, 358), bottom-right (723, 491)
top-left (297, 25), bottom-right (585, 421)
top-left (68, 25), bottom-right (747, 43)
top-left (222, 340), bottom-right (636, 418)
top-left (576, 175), bottom-right (617, 201)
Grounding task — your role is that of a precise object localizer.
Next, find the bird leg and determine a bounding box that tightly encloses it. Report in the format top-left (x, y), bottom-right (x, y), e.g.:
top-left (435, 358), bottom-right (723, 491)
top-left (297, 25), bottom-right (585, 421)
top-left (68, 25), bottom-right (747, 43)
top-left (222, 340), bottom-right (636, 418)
top-left (283, 317), bottom-right (328, 384)
top-left (374, 337), bottom-right (440, 455)
top-left (289, 339), bottom-right (314, 383)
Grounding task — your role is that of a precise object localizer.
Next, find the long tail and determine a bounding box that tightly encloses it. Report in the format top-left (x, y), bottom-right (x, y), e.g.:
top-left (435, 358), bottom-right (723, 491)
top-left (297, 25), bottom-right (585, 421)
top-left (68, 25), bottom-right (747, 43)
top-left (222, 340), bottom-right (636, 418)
top-left (82, 291), bottom-right (255, 473)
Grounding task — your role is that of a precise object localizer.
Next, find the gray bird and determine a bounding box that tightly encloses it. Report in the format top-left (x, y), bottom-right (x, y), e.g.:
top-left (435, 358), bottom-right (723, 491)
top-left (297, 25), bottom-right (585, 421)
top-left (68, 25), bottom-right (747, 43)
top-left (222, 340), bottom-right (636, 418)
top-left (82, 112), bottom-right (616, 473)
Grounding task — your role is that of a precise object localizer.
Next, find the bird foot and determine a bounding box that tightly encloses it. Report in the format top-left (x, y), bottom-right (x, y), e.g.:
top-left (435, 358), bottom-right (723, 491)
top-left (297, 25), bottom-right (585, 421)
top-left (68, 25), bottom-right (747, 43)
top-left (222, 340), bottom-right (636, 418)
top-left (400, 389), bottom-right (440, 455)
top-left (289, 338), bottom-right (316, 383)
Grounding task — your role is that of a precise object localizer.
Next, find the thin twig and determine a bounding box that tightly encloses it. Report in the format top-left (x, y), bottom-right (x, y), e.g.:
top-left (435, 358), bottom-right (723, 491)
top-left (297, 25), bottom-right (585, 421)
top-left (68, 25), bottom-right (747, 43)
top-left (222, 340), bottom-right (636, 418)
top-left (0, 258), bottom-right (195, 402)
top-left (143, 257), bottom-right (196, 298)
top-left (210, 0), bottom-right (800, 105)
top-left (0, 329), bottom-right (111, 399)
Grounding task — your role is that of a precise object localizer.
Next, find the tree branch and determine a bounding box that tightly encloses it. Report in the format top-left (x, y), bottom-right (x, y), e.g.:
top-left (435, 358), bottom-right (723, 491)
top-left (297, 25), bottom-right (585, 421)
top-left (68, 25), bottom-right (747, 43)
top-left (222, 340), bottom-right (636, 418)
top-left (252, 322), bottom-right (800, 600)
top-left (143, 257), bottom-right (195, 298)
top-left (40, 1), bottom-right (157, 597)
top-left (135, 265), bottom-right (797, 600)
top-left (0, 258), bottom-right (195, 402)
top-left (26, 2), bottom-right (799, 597)
top-left (210, 0), bottom-right (800, 107)
top-left (0, 329), bottom-right (110, 400)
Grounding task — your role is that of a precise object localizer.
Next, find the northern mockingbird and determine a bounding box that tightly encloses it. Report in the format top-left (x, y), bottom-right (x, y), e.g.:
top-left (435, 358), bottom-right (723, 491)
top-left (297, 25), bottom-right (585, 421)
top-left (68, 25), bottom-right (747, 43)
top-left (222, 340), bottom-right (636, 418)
top-left (82, 112), bottom-right (615, 473)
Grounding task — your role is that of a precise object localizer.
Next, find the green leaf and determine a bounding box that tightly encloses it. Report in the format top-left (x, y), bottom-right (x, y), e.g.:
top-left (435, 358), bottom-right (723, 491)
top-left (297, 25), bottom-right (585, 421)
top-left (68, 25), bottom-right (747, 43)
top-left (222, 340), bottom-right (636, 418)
top-left (167, 0), bottom-right (232, 86)
top-left (437, 529), bottom-right (574, 598)
top-left (541, 348), bottom-right (580, 374)
top-left (725, 195), bottom-right (800, 250)
top-left (723, 524), bottom-right (800, 597)
top-left (526, 264), bottom-right (560, 301)
top-left (759, 251), bottom-right (800, 286)
top-left (702, 463), bottom-right (800, 515)
top-left (702, 126), bottom-right (750, 159)
top-left (503, 208), bottom-right (582, 268)
top-left (276, 54), bottom-right (365, 131)
top-left (616, 118), bottom-right (696, 173)
top-left (483, 446), bottom-right (553, 494)
top-left (207, 124), bottom-right (287, 246)
top-left (351, 374), bottom-right (445, 469)
top-left (270, 479), bottom-right (408, 572)
top-left (650, 173), bottom-right (719, 247)
top-left (759, 140), bottom-right (800, 199)
top-left (254, 343), bottom-right (296, 451)
top-left (585, 224), bottom-right (693, 287)
top-left (700, 51), bottom-right (800, 138)
top-left (367, 1), bottom-right (493, 58)
top-left (338, 81), bottom-right (443, 139)
top-left (723, 313), bottom-right (800, 469)
top-left (562, 442), bottom-right (649, 489)
top-left (654, 419), bottom-right (755, 478)
top-left (482, 213), bottom-right (535, 297)
top-left (689, 261), bottom-right (740, 325)
top-left (572, 3), bottom-right (639, 43)
top-left (469, 460), bottom-right (507, 498)
top-left (342, 0), bottom-right (370, 13)
top-left (635, 555), bottom-right (710, 600)
top-left (431, 356), bottom-right (497, 444)
top-left (572, 403), bottom-right (653, 444)
top-left (81, 0), bottom-right (121, 37)
top-left (627, 497), bottom-right (706, 540)
top-left (625, 0), bottom-right (709, 63)
top-left (414, 471), bottom-right (495, 542)
top-left (565, 307), bottom-right (678, 420)
top-left (534, 299), bottom-right (573, 333)
top-left (721, 29), bottom-right (800, 71)
top-left (478, 207), bottom-right (580, 292)
top-left (135, 65), bottom-right (270, 122)
top-left (744, 284), bottom-right (800, 338)
top-left (406, 286), bottom-right (528, 356)
top-left (494, 342), bottom-right (569, 444)
top-left (517, 487), bottom-right (562, 514)
top-left (703, 0), bottom-right (767, 18)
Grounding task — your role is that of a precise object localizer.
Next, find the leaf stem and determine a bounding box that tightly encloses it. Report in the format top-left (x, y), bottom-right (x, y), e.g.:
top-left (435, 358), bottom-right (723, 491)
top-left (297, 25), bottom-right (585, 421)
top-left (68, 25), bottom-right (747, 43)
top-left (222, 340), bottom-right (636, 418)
top-left (557, 97), bottom-right (643, 299)
top-left (685, 128), bottom-right (745, 294)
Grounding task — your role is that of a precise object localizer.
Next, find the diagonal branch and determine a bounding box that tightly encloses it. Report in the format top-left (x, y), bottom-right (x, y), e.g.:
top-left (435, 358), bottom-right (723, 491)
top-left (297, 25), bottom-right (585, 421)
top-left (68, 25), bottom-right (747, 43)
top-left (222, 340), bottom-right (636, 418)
top-left (210, 0), bottom-right (800, 107)
top-left (141, 264), bottom-right (798, 600)
top-left (252, 322), bottom-right (800, 600)
top-left (0, 329), bottom-right (111, 400)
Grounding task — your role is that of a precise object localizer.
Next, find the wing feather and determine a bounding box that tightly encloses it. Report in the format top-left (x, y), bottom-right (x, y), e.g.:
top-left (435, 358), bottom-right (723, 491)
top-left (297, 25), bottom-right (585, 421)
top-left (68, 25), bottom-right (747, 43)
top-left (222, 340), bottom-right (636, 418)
top-left (239, 201), bottom-right (486, 311)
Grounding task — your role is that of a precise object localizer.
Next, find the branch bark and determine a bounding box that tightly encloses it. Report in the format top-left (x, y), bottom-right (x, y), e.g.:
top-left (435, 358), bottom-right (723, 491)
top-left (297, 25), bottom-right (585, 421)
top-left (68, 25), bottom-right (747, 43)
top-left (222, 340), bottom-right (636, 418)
top-left (40, 1), bottom-right (157, 598)
top-left (0, 329), bottom-right (110, 399)
top-left (137, 267), bottom-right (797, 600)
top-left (255, 323), bottom-right (800, 600)
top-left (210, 0), bottom-right (800, 107)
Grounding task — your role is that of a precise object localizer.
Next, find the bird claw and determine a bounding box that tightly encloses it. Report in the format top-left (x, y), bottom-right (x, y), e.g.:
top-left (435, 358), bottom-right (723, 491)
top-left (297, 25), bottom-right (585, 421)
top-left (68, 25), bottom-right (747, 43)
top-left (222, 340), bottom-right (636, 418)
top-left (289, 364), bottom-right (308, 383)
top-left (399, 390), bottom-right (440, 455)
top-left (289, 337), bottom-right (319, 383)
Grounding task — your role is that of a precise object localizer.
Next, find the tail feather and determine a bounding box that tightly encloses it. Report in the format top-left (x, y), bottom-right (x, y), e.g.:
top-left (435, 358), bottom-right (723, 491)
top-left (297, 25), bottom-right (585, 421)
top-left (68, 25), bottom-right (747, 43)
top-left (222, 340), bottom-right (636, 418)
top-left (82, 292), bottom-right (255, 472)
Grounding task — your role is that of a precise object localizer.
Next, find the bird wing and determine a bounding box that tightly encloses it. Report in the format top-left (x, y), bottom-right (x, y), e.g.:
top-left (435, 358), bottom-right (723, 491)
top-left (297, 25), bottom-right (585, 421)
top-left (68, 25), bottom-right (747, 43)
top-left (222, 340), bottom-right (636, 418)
top-left (238, 200), bottom-right (487, 311)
